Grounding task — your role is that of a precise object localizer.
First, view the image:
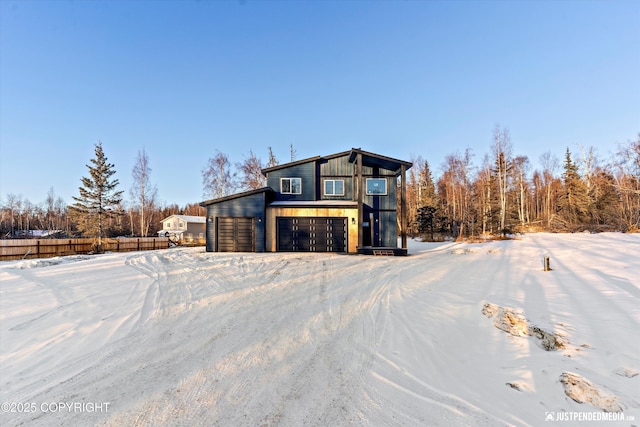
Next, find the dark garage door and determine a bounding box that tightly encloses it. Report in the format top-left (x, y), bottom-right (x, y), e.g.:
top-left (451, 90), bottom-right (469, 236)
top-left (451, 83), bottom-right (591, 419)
top-left (277, 217), bottom-right (347, 252)
top-left (217, 217), bottom-right (255, 252)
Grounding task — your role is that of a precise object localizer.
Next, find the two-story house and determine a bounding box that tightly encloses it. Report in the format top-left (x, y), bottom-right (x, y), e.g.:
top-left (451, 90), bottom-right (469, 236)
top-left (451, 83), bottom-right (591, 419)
top-left (200, 148), bottom-right (412, 255)
top-left (158, 215), bottom-right (206, 243)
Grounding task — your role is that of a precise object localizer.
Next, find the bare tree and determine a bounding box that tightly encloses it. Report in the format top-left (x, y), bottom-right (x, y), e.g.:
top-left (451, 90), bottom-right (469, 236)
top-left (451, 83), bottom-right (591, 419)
top-left (237, 150), bottom-right (266, 190)
top-left (3, 194), bottom-right (19, 237)
top-left (131, 148), bottom-right (158, 236)
top-left (539, 151), bottom-right (560, 228)
top-left (266, 146), bottom-right (279, 168)
top-left (476, 154), bottom-right (496, 235)
top-left (613, 135), bottom-right (640, 231)
top-left (578, 145), bottom-right (598, 195)
top-left (290, 144), bottom-right (297, 162)
top-left (492, 126), bottom-right (512, 232)
top-left (45, 187), bottom-right (67, 233)
top-left (439, 149), bottom-right (474, 238)
top-left (202, 151), bottom-right (237, 199)
top-left (512, 155), bottom-right (530, 227)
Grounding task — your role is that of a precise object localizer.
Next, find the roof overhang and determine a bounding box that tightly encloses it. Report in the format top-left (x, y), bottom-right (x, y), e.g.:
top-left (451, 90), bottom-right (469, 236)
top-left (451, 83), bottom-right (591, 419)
top-left (348, 148), bottom-right (413, 174)
top-left (200, 187), bottom-right (274, 207)
top-left (261, 155), bottom-right (322, 175)
top-left (260, 149), bottom-right (412, 176)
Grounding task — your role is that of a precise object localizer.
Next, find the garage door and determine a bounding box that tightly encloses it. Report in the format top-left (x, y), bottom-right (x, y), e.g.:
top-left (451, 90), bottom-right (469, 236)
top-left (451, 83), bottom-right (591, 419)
top-left (217, 217), bottom-right (255, 252)
top-left (277, 217), bottom-right (347, 252)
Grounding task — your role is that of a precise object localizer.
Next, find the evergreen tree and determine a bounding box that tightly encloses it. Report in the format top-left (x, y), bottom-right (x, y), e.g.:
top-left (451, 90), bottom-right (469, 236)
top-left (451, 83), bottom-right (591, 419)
top-left (415, 206), bottom-right (437, 241)
top-left (589, 168), bottom-right (620, 229)
top-left (558, 148), bottom-right (590, 229)
top-left (70, 142), bottom-right (123, 246)
top-left (415, 160), bottom-right (439, 240)
top-left (418, 160), bottom-right (438, 208)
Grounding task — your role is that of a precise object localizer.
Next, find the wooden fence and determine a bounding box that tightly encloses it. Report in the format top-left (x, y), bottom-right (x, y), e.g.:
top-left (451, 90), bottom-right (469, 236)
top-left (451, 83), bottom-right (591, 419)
top-left (0, 237), bottom-right (171, 261)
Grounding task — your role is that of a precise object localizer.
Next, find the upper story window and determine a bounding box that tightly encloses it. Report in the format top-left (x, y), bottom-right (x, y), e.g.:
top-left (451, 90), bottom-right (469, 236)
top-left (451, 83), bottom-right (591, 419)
top-left (281, 177), bottom-right (302, 194)
top-left (324, 179), bottom-right (344, 196)
top-left (366, 178), bottom-right (387, 195)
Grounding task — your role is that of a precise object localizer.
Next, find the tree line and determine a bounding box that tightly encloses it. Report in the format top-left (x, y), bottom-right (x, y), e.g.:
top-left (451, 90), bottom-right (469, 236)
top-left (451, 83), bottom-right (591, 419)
top-left (1, 133), bottom-right (638, 241)
top-left (406, 128), bottom-right (639, 240)
top-left (0, 143), bottom-right (205, 240)
top-left (0, 142), bottom-right (289, 240)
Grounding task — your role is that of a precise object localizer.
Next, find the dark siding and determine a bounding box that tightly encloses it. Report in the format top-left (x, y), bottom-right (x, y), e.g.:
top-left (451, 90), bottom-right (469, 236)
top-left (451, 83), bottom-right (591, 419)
top-left (378, 211), bottom-right (398, 247)
top-left (318, 154), bottom-right (354, 200)
top-left (262, 151), bottom-right (405, 249)
top-left (362, 169), bottom-right (397, 211)
top-left (362, 167), bottom-right (398, 247)
top-left (205, 192), bottom-right (267, 252)
top-left (267, 162), bottom-right (316, 201)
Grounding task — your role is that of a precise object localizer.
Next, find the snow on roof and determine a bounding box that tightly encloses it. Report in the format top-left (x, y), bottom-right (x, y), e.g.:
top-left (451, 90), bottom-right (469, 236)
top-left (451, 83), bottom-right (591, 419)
top-left (161, 215), bottom-right (206, 223)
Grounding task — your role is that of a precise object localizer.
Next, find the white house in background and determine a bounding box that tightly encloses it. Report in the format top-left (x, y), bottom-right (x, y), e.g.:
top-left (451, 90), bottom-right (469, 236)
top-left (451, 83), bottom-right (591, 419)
top-left (158, 215), bottom-right (206, 242)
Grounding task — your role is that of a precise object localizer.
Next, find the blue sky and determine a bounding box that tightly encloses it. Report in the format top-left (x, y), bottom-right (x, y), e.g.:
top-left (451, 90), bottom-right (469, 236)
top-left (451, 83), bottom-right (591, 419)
top-left (1, 0), bottom-right (638, 208)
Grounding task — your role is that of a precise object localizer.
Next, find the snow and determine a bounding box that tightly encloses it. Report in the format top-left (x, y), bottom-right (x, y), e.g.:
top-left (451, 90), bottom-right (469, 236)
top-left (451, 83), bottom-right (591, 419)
top-left (0, 233), bottom-right (638, 426)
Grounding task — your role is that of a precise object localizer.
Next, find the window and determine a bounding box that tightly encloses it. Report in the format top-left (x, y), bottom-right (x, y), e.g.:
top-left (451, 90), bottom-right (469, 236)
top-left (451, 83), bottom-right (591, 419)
top-left (366, 178), bottom-right (387, 195)
top-left (324, 179), bottom-right (344, 196)
top-left (281, 177), bottom-right (302, 194)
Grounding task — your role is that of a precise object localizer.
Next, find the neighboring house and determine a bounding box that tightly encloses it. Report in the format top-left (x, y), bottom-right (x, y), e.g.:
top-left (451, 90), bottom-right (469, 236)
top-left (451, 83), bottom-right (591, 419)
top-left (158, 215), bottom-right (206, 242)
top-left (200, 148), bottom-right (412, 255)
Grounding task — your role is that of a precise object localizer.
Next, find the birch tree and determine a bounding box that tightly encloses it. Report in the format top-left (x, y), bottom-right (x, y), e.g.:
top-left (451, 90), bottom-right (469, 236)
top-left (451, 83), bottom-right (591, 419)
top-left (202, 151), bottom-right (237, 199)
top-left (476, 154), bottom-right (497, 235)
top-left (512, 155), bottom-right (530, 227)
top-left (237, 150), bottom-right (266, 190)
top-left (131, 148), bottom-right (158, 236)
top-left (539, 151), bottom-right (560, 228)
top-left (492, 126), bottom-right (512, 233)
top-left (613, 135), bottom-right (640, 231)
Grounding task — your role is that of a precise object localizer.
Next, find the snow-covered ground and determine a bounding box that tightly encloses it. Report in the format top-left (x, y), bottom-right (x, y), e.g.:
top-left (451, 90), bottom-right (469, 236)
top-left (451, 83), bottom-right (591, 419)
top-left (0, 233), bottom-right (638, 426)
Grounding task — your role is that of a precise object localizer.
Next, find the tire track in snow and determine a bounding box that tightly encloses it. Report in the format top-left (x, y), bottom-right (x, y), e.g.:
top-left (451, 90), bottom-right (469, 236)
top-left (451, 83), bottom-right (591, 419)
top-left (353, 252), bottom-right (520, 426)
top-left (10, 239), bottom-right (631, 426)
top-left (101, 253), bottom-right (332, 426)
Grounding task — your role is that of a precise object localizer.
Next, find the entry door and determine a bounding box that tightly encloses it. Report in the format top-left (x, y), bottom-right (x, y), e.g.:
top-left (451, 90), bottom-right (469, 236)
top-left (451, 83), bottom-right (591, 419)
top-left (277, 217), bottom-right (347, 252)
top-left (362, 213), bottom-right (380, 247)
top-left (217, 217), bottom-right (255, 252)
